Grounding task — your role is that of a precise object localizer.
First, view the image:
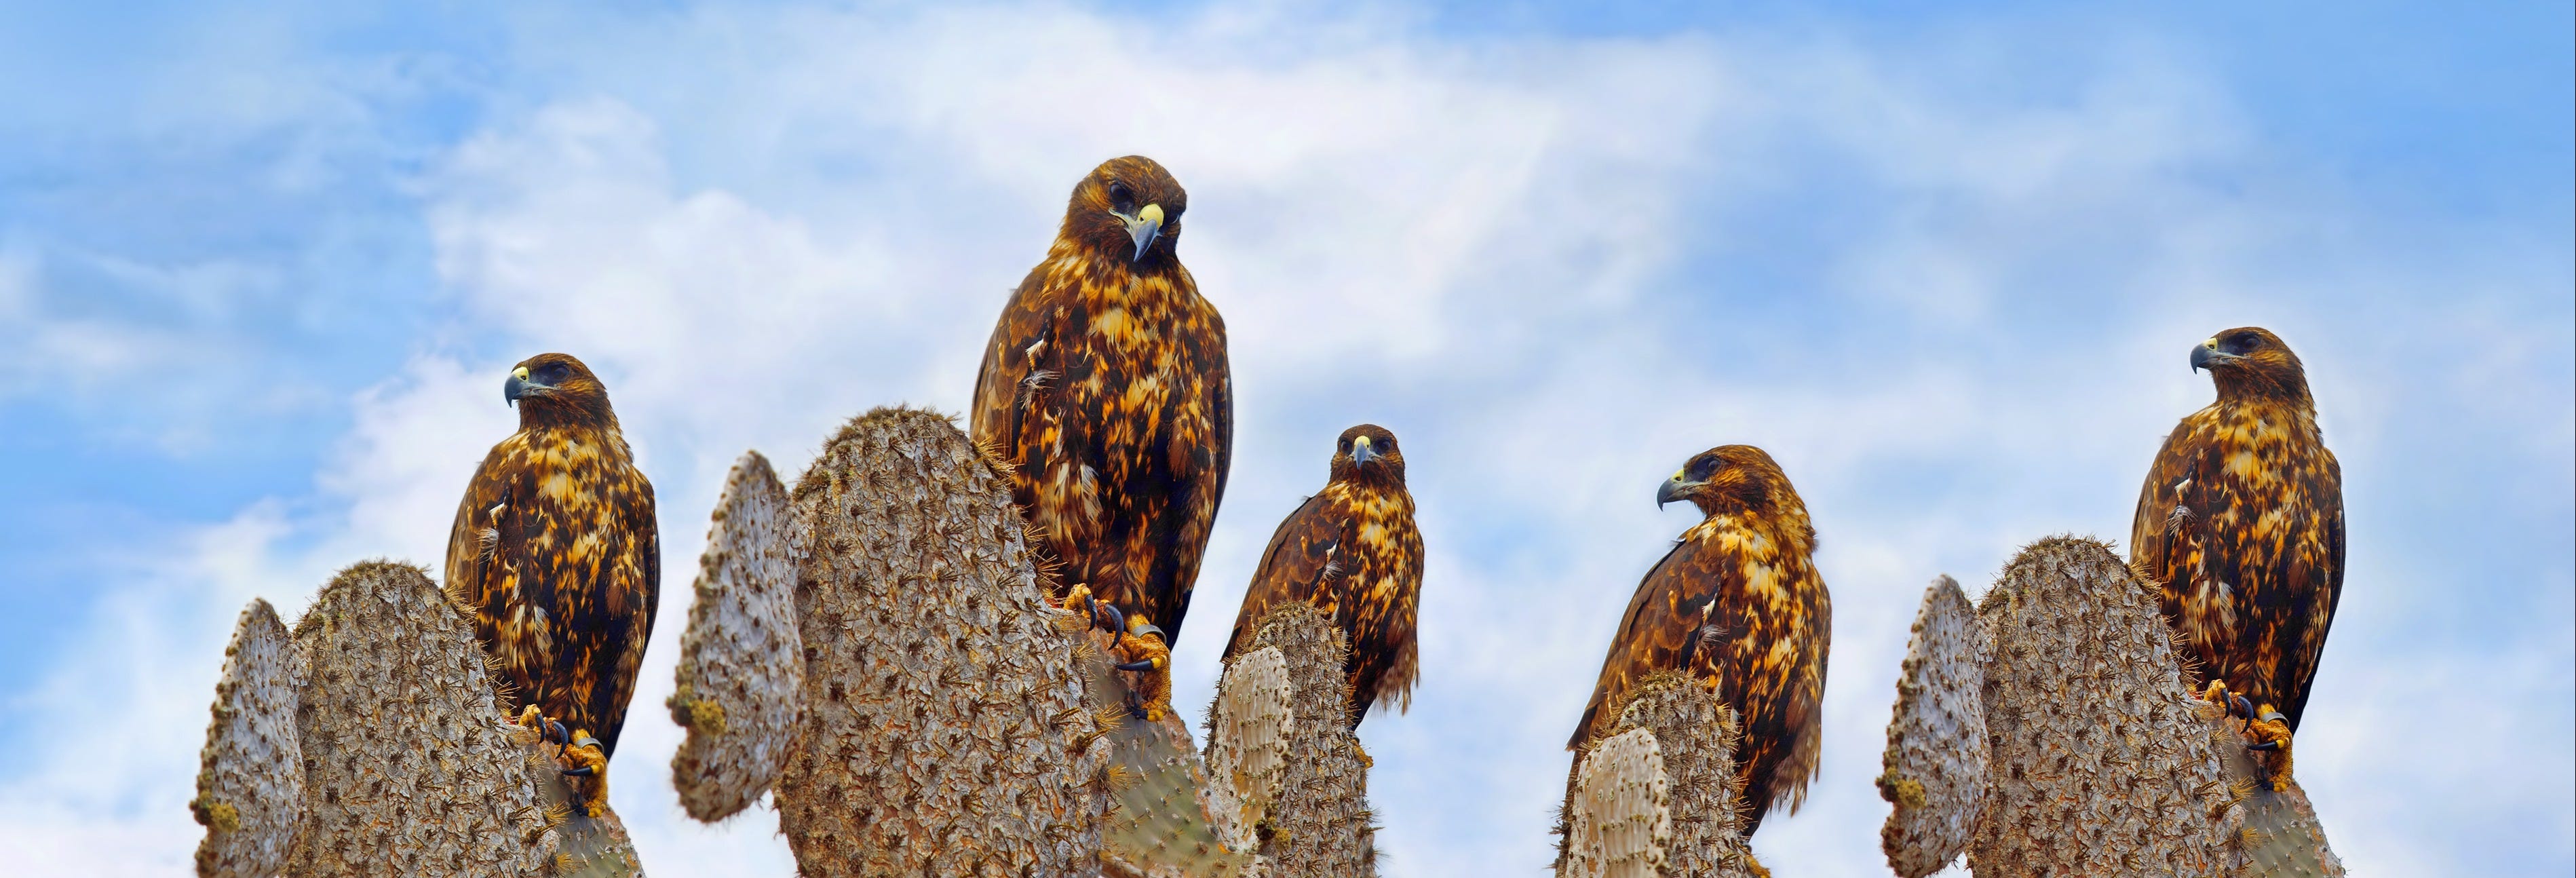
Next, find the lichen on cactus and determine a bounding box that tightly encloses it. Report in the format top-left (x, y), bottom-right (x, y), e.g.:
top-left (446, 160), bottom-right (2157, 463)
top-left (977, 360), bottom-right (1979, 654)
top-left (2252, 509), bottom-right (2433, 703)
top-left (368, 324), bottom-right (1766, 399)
top-left (776, 406), bottom-right (1111, 877)
top-left (1967, 537), bottom-right (2235, 877)
top-left (1229, 602), bottom-right (1381, 877)
top-left (281, 560), bottom-right (569, 877)
top-left (670, 450), bottom-right (805, 823)
top-left (1877, 574), bottom-right (1988, 877)
top-left (193, 598), bottom-right (304, 878)
top-left (1560, 727), bottom-right (1672, 878)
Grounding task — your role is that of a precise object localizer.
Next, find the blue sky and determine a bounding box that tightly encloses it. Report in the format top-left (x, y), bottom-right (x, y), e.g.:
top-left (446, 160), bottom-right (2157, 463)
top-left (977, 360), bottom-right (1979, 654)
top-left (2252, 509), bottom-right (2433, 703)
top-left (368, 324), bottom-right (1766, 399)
top-left (1, 1), bottom-right (2567, 875)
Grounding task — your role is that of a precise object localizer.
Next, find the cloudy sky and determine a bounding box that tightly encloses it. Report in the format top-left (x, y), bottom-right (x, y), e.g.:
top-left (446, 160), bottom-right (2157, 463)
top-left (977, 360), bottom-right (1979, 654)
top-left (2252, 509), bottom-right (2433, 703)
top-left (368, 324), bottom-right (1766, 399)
top-left (1, 1), bottom-right (2567, 875)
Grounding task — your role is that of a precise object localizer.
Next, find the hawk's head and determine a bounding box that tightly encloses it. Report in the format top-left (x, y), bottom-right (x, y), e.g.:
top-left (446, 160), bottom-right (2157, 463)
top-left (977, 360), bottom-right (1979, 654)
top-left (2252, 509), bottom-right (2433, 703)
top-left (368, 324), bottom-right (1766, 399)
top-left (1657, 444), bottom-right (1803, 519)
top-left (504, 353), bottom-right (617, 428)
top-left (2191, 326), bottom-right (2312, 404)
top-left (1328, 423), bottom-right (1406, 486)
top-left (1062, 156), bottom-right (1188, 268)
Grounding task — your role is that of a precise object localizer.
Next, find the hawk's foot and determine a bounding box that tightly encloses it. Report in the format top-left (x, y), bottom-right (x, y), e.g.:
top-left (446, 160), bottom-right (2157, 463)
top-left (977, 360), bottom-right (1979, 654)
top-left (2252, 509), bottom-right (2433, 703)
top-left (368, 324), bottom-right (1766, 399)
top-left (2203, 680), bottom-right (2294, 792)
top-left (556, 731), bottom-right (609, 818)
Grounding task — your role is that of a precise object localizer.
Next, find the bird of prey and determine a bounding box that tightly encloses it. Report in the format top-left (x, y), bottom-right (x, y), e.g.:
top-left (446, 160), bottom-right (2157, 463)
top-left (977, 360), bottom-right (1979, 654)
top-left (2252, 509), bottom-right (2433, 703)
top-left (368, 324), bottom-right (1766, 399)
top-left (2130, 326), bottom-right (2343, 791)
top-left (1571, 445), bottom-right (1831, 837)
top-left (1222, 424), bottom-right (1426, 729)
top-left (444, 353), bottom-right (659, 817)
top-left (969, 155), bottom-right (1232, 656)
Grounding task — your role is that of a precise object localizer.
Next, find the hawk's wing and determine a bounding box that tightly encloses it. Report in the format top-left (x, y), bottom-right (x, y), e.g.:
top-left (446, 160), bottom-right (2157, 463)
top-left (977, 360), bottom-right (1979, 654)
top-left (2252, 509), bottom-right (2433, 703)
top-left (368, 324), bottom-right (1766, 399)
top-left (1223, 493), bottom-right (1339, 662)
top-left (1569, 540), bottom-right (1718, 750)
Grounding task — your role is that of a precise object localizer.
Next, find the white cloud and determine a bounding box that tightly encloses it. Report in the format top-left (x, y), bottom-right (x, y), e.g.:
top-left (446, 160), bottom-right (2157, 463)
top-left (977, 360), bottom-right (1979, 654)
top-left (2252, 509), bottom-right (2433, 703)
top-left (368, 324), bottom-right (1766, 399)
top-left (4, 3), bottom-right (2568, 876)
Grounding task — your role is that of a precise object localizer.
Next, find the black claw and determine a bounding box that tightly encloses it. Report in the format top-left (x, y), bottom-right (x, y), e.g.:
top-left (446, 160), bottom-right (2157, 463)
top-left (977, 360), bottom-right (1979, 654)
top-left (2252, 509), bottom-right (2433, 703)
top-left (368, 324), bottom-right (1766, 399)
top-left (560, 765), bottom-right (598, 777)
top-left (1091, 598), bottom-right (1123, 633)
top-left (2229, 693), bottom-right (2257, 722)
top-left (1115, 660), bottom-right (1157, 672)
top-left (2247, 740), bottom-right (2283, 752)
top-left (547, 719), bottom-right (573, 745)
top-left (1128, 704), bottom-right (1149, 721)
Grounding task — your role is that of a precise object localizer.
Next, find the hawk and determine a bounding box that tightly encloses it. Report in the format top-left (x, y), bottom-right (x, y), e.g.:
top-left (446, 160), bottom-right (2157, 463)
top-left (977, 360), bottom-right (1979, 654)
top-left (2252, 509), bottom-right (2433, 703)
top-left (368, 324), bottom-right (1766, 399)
top-left (969, 155), bottom-right (1231, 663)
top-left (1221, 424), bottom-right (1426, 729)
top-left (2130, 326), bottom-right (2343, 790)
top-left (444, 353), bottom-right (659, 817)
top-left (1571, 445), bottom-right (1830, 837)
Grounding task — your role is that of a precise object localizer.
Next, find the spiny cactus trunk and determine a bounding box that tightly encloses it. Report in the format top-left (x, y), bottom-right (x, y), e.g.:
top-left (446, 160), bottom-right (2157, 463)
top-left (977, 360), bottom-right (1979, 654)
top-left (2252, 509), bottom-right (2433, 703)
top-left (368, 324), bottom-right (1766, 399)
top-left (1096, 643), bottom-right (1256, 878)
top-left (777, 406), bottom-right (1113, 877)
top-left (193, 598), bottom-right (305, 878)
top-left (1967, 537), bottom-right (2238, 877)
top-left (670, 451), bottom-right (805, 822)
top-left (1229, 603), bottom-right (1381, 877)
top-left (1877, 575), bottom-right (1988, 877)
top-left (276, 560), bottom-right (643, 877)
top-left (1560, 727), bottom-right (1672, 878)
top-left (1557, 670), bottom-right (1760, 878)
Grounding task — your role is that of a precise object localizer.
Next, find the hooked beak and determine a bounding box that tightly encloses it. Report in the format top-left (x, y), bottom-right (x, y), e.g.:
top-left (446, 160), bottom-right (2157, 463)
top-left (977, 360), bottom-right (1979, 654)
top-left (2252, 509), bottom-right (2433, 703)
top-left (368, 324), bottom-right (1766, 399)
top-left (1656, 470), bottom-right (1695, 509)
top-left (1119, 203), bottom-right (1165, 262)
top-left (1351, 434), bottom-right (1379, 467)
top-left (2190, 338), bottom-right (2227, 373)
top-left (505, 366), bottom-right (533, 405)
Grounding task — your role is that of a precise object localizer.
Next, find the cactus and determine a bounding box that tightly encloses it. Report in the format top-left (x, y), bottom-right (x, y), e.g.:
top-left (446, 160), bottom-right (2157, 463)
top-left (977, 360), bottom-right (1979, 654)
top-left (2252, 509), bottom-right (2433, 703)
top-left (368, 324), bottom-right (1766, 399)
top-left (1560, 728), bottom-right (1672, 878)
top-left (1096, 643), bottom-right (1258, 878)
top-left (1204, 646), bottom-right (1292, 847)
top-left (2216, 719), bottom-right (2346, 877)
top-left (1966, 537), bottom-right (2237, 876)
top-left (1877, 575), bottom-right (1988, 877)
top-left (278, 560), bottom-right (649, 877)
top-left (775, 406), bottom-right (1112, 877)
top-left (1557, 670), bottom-right (1761, 878)
top-left (670, 451), bottom-right (805, 822)
top-left (1229, 602), bottom-right (1381, 876)
top-left (193, 598), bottom-right (304, 878)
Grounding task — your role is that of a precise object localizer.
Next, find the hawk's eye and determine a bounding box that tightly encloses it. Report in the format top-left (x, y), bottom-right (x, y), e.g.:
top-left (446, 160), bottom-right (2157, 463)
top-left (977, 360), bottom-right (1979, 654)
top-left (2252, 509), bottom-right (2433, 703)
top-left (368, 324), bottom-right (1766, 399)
top-left (1339, 437), bottom-right (1352, 453)
top-left (536, 363), bottom-right (570, 385)
top-left (1107, 181), bottom-right (1136, 211)
top-left (1687, 459), bottom-right (1718, 481)
top-left (1379, 438), bottom-right (1395, 452)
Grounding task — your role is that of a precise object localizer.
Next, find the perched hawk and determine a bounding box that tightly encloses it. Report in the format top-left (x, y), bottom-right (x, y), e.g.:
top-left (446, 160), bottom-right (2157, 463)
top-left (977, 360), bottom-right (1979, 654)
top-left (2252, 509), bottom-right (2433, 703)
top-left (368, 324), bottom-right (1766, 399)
top-left (444, 353), bottom-right (659, 817)
top-left (1222, 424), bottom-right (1425, 729)
top-left (970, 156), bottom-right (1232, 654)
top-left (1571, 445), bottom-right (1830, 837)
top-left (2130, 326), bottom-right (2343, 790)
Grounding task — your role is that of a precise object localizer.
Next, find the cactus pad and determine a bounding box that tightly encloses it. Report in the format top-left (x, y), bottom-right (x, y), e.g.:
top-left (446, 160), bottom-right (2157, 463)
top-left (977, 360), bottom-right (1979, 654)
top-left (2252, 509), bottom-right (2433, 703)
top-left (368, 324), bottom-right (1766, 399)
top-left (1877, 574), bottom-right (1988, 877)
top-left (671, 450), bottom-right (805, 822)
top-left (193, 598), bottom-right (305, 878)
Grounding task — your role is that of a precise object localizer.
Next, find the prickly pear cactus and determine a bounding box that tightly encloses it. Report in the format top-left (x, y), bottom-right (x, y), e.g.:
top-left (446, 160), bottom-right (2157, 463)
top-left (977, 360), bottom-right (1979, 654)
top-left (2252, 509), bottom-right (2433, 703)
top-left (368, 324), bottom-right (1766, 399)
top-left (1097, 655), bottom-right (1257, 878)
top-left (1560, 671), bottom-right (1760, 878)
top-left (1878, 575), bottom-right (1988, 877)
top-left (670, 450), bottom-right (805, 822)
top-left (282, 560), bottom-right (563, 877)
top-left (2215, 719), bottom-right (2346, 877)
top-left (1968, 537), bottom-right (2235, 877)
top-left (1237, 603), bottom-right (1379, 877)
top-left (193, 598), bottom-right (304, 878)
top-left (1560, 728), bottom-right (1671, 878)
top-left (777, 406), bottom-right (1112, 877)
top-left (1205, 646), bottom-right (1292, 843)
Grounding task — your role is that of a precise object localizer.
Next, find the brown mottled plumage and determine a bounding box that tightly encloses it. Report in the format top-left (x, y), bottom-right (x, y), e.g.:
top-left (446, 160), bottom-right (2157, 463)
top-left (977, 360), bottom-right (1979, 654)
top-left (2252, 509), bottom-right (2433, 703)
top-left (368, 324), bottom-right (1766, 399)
top-left (2130, 326), bottom-right (2343, 790)
top-left (970, 156), bottom-right (1231, 647)
top-left (1223, 424), bottom-right (1425, 729)
top-left (1571, 445), bottom-right (1830, 837)
top-left (444, 353), bottom-right (659, 816)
